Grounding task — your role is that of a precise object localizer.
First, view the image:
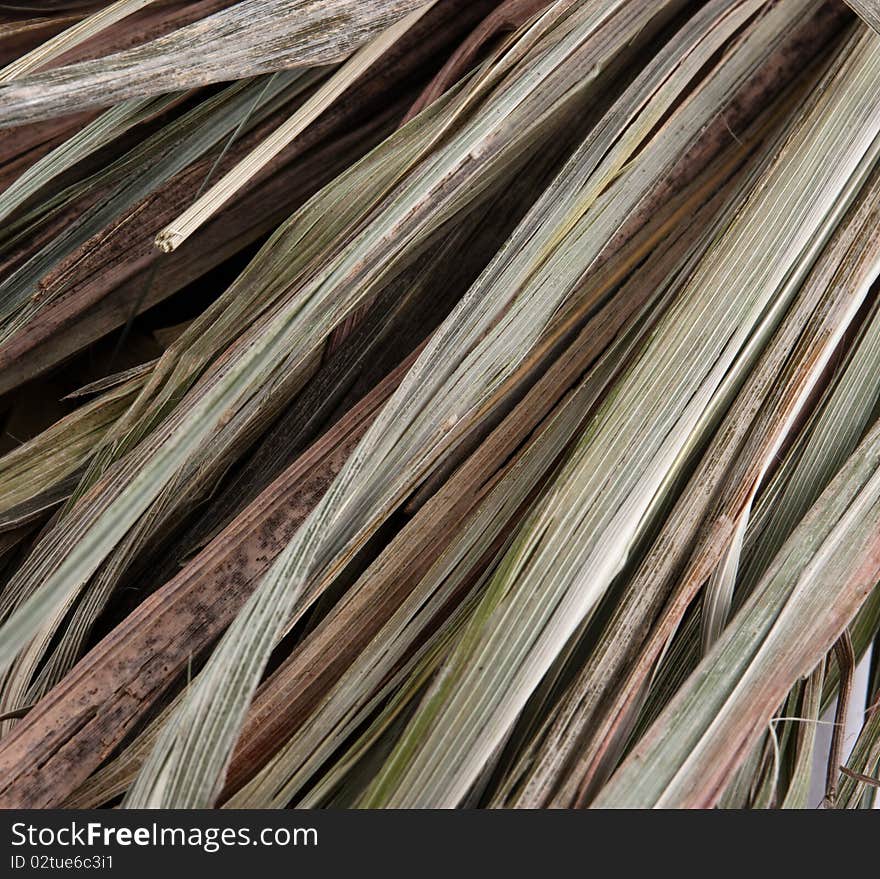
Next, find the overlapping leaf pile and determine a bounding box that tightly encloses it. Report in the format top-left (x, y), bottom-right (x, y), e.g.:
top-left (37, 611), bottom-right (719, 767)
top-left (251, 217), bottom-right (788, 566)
top-left (0, 0), bottom-right (878, 809)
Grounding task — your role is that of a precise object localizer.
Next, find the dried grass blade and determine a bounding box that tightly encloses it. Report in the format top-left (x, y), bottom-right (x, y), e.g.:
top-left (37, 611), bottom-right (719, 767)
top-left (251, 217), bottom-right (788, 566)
top-left (0, 0), bottom-right (159, 83)
top-left (0, 0), bottom-right (432, 127)
top-left (155, 3), bottom-right (437, 252)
